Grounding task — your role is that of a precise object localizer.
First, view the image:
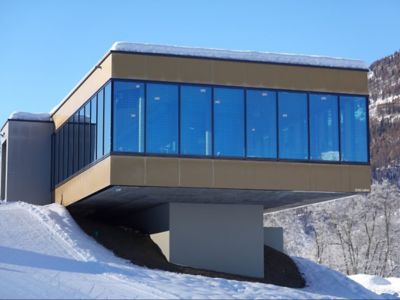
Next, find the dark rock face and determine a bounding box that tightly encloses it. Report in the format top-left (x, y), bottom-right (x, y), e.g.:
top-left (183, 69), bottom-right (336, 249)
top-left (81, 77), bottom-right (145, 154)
top-left (369, 50), bottom-right (400, 187)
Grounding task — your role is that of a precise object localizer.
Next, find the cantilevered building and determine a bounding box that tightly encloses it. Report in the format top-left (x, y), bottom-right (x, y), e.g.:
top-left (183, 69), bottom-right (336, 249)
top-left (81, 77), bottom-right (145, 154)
top-left (0, 43), bottom-right (370, 278)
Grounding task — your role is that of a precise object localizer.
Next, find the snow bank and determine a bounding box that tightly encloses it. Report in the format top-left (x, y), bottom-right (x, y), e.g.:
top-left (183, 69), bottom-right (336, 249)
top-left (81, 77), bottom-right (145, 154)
top-left (8, 112), bottom-right (51, 121)
top-left (349, 274), bottom-right (400, 298)
top-left (0, 201), bottom-right (383, 299)
top-left (111, 42), bottom-right (368, 70)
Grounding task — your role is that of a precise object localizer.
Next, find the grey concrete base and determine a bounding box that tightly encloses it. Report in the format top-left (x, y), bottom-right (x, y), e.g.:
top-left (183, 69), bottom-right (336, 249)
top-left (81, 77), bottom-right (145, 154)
top-left (264, 227), bottom-right (284, 253)
top-left (0, 120), bottom-right (53, 204)
top-left (149, 203), bottom-right (264, 278)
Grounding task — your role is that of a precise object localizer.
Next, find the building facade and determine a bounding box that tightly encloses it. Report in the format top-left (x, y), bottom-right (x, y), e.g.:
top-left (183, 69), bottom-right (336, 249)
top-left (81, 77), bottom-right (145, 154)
top-left (0, 43), bottom-right (371, 278)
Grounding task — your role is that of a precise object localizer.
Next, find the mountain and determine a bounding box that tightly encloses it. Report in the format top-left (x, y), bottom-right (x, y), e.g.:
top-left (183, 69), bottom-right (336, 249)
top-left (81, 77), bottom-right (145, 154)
top-left (369, 51), bottom-right (400, 186)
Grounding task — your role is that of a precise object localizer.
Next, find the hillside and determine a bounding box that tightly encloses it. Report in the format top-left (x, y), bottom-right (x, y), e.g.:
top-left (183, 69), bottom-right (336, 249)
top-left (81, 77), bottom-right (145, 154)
top-left (0, 201), bottom-right (385, 299)
top-left (369, 50), bottom-right (400, 184)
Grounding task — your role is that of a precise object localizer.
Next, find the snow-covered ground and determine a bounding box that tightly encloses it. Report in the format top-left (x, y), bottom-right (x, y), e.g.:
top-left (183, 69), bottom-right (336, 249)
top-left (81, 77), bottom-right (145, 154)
top-left (349, 275), bottom-right (400, 299)
top-left (0, 201), bottom-right (391, 299)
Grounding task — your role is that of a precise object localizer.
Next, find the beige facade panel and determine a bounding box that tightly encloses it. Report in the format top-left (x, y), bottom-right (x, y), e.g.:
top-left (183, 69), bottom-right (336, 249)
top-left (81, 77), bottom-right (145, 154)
top-left (54, 157), bottom-right (111, 206)
top-left (111, 52), bottom-right (368, 94)
top-left (53, 54), bottom-right (112, 130)
top-left (109, 155), bottom-right (370, 193)
top-left (110, 155), bottom-right (145, 186)
top-left (58, 155), bottom-right (370, 206)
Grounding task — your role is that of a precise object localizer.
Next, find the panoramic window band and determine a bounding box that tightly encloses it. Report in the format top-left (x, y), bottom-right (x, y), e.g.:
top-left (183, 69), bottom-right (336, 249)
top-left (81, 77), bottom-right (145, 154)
top-left (52, 79), bottom-right (368, 185)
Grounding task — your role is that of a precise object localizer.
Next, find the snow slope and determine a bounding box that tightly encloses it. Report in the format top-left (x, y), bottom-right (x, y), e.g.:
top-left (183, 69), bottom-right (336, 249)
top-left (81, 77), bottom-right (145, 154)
top-left (0, 202), bottom-right (382, 299)
top-left (349, 275), bottom-right (400, 299)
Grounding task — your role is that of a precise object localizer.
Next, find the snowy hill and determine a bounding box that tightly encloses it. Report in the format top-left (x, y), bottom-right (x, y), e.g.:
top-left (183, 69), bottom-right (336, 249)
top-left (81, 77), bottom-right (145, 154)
top-left (0, 201), bottom-right (385, 299)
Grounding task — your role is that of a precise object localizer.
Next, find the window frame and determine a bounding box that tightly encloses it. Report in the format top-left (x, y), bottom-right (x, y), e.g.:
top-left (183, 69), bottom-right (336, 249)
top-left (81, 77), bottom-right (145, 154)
top-left (52, 78), bottom-right (370, 189)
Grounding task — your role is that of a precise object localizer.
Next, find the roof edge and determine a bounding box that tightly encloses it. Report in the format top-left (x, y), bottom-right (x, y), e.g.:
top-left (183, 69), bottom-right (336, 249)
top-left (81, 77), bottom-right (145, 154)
top-left (111, 42), bottom-right (369, 70)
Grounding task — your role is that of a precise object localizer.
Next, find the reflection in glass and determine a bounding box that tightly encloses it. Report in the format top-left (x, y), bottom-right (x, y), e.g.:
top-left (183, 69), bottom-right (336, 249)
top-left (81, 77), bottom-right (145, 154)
top-left (146, 83), bottom-right (178, 154)
top-left (96, 89), bottom-right (104, 159)
top-left (84, 102), bottom-right (91, 166)
top-left (340, 96), bottom-right (368, 162)
top-left (73, 112), bottom-right (79, 173)
top-left (246, 89), bottom-right (277, 158)
top-left (113, 81), bottom-right (145, 152)
top-left (68, 117), bottom-right (74, 176)
top-left (104, 83), bottom-right (112, 155)
top-left (278, 92), bottom-right (308, 160)
top-left (78, 107), bottom-right (85, 169)
top-left (181, 85), bottom-right (212, 156)
top-left (90, 96), bottom-right (97, 163)
top-left (214, 87), bottom-right (244, 157)
top-left (310, 94), bottom-right (339, 161)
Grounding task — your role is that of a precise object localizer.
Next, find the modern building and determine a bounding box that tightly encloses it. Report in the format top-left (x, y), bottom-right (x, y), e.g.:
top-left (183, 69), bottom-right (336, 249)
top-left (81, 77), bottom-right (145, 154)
top-left (0, 43), bottom-right (370, 278)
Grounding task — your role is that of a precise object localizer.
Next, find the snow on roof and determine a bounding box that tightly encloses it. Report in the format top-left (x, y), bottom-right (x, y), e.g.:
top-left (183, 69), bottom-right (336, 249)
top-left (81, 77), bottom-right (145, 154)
top-left (111, 42), bottom-right (368, 70)
top-left (9, 112), bottom-right (51, 122)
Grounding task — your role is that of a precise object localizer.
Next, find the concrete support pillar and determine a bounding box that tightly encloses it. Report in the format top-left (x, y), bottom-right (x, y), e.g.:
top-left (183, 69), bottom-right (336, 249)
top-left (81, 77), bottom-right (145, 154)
top-left (150, 202), bottom-right (264, 278)
top-left (264, 227), bottom-right (284, 252)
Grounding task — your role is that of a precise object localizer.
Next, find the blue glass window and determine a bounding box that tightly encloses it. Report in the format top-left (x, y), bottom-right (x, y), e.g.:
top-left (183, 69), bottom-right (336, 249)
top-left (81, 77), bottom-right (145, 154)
top-left (246, 89), bottom-right (277, 158)
top-left (59, 128), bottom-right (64, 181)
top-left (90, 96), bottom-right (97, 162)
top-left (310, 94), bottom-right (339, 161)
top-left (84, 102), bottom-right (91, 166)
top-left (96, 89), bottom-right (104, 159)
top-left (146, 83), bottom-right (178, 154)
top-left (113, 81), bottom-right (145, 152)
top-left (278, 92), bottom-right (308, 160)
top-left (340, 96), bottom-right (368, 162)
top-left (78, 107), bottom-right (85, 169)
top-left (68, 118), bottom-right (74, 176)
top-left (104, 83), bottom-right (112, 155)
top-left (73, 112), bottom-right (79, 173)
top-left (54, 131), bottom-right (59, 184)
top-left (181, 85), bottom-right (212, 156)
top-left (214, 88), bottom-right (244, 157)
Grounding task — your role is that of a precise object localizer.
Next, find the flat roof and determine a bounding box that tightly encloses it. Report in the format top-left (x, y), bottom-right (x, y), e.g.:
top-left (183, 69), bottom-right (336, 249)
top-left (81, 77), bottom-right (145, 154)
top-left (111, 42), bottom-right (368, 70)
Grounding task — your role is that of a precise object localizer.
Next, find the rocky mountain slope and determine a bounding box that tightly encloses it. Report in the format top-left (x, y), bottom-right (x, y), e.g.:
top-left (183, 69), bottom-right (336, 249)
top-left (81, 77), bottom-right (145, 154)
top-left (369, 51), bottom-right (400, 185)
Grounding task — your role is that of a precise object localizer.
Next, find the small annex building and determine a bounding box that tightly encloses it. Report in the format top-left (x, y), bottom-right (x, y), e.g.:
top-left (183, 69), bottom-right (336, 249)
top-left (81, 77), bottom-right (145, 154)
top-left (0, 43), bottom-right (371, 278)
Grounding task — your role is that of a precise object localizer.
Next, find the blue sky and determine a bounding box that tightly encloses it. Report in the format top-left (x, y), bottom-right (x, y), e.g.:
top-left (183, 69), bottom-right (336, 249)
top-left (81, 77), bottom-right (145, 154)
top-left (1, 0), bottom-right (399, 123)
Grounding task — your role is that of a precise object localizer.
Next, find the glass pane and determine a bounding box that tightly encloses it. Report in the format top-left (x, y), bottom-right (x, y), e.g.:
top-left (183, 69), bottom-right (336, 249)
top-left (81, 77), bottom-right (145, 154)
top-left (113, 81), bottom-right (145, 152)
top-left (90, 96), bottom-right (97, 162)
top-left (96, 89), bottom-right (104, 159)
top-left (62, 126), bottom-right (67, 180)
top-left (78, 107), bottom-right (85, 169)
top-left (278, 92), bottom-right (308, 160)
top-left (181, 85), bottom-right (212, 156)
top-left (146, 83), bottom-right (178, 154)
top-left (54, 132), bottom-right (59, 184)
top-left (51, 134), bottom-right (55, 187)
top-left (73, 112), bottom-right (79, 173)
top-left (59, 128), bottom-right (64, 182)
top-left (214, 87), bottom-right (244, 157)
top-left (309, 94), bottom-right (339, 161)
top-left (104, 83), bottom-right (112, 155)
top-left (246, 89), bottom-right (277, 158)
top-left (84, 102), bottom-right (91, 166)
top-left (68, 118), bottom-right (74, 176)
top-left (340, 96), bottom-right (368, 162)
